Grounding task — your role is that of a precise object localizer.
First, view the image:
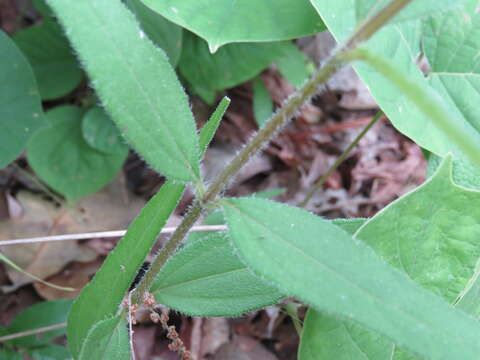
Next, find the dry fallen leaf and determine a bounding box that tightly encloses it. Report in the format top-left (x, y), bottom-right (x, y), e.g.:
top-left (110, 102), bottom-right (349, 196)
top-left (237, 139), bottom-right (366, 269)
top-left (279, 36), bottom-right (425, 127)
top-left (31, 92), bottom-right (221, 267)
top-left (0, 176), bottom-right (145, 291)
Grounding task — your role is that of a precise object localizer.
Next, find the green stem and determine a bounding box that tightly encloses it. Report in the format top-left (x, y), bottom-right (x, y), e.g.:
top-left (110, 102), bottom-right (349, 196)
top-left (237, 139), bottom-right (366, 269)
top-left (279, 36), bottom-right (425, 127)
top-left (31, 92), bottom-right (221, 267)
top-left (299, 111), bottom-right (383, 208)
top-left (131, 0), bottom-right (416, 304)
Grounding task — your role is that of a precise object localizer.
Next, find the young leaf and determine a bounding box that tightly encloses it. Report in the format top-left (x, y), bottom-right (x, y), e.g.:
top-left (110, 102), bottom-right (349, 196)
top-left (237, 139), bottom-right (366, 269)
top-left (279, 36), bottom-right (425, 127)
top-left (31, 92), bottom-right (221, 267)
top-left (13, 7), bottom-right (83, 100)
top-left (141, 0), bottom-right (325, 52)
top-left (67, 181), bottom-right (184, 358)
top-left (178, 32), bottom-right (288, 103)
top-left (151, 233), bottom-right (282, 316)
top-left (27, 106), bottom-right (127, 202)
top-left (6, 299), bottom-right (72, 348)
top-left (223, 197), bottom-right (480, 360)
top-left (124, 0), bottom-right (183, 66)
top-left (46, 0), bottom-right (201, 182)
top-left (78, 316), bottom-right (130, 360)
top-left (198, 97), bottom-right (230, 155)
top-left (253, 78), bottom-right (273, 128)
top-left (0, 30), bottom-right (44, 168)
top-left (81, 107), bottom-right (128, 155)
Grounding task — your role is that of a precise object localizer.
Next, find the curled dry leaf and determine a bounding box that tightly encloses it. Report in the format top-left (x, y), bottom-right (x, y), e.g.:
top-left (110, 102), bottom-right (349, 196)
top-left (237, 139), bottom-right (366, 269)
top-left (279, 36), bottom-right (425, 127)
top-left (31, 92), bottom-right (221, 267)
top-left (0, 176), bottom-right (145, 291)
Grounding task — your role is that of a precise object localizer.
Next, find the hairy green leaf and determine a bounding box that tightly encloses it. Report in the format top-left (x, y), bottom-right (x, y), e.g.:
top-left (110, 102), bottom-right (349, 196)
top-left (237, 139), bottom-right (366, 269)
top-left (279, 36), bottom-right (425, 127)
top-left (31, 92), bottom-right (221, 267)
top-left (47, 0), bottom-right (200, 182)
top-left (81, 107), bottom-right (128, 155)
top-left (198, 97), bottom-right (230, 155)
top-left (223, 197), bottom-right (480, 359)
top-left (141, 0), bottom-right (325, 52)
top-left (13, 8), bottom-right (83, 100)
top-left (27, 106), bottom-right (127, 202)
top-left (151, 233), bottom-right (282, 316)
top-left (0, 30), bottom-right (44, 168)
top-left (78, 316), bottom-right (130, 360)
top-left (67, 181), bottom-right (184, 358)
top-left (124, 0), bottom-right (183, 66)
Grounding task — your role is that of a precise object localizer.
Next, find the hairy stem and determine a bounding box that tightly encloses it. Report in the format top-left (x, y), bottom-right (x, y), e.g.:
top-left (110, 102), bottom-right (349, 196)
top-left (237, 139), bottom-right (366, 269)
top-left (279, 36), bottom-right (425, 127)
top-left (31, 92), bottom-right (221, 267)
top-left (299, 111), bottom-right (383, 208)
top-left (132, 0), bottom-right (415, 304)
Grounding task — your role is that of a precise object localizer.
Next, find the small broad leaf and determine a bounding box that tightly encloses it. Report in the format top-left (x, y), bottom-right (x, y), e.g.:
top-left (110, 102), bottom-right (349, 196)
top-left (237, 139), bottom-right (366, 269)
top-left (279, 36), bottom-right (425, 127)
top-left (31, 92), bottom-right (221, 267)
top-left (78, 316), bottom-right (130, 360)
top-left (27, 106), bottom-right (128, 202)
top-left (274, 42), bottom-right (313, 88)
top-left (13, 5), bottom-right (83, 100)
top-left (198, 97), bottom-right (230, 155)
top-left (47, 0), bottom-right (201, 182)
top-left (0, 349), bottom-right (22, 360)
top-left (67, 180), bottom-right (184, 358)
top-left (141, 0), bottom-right (325, 52)
top-left (151, 233), bottom-right (282, 316)
top-left (0, 30), bottom-right (44, 168)
top-left (81, 107), bottom-right (128, 155)
top-left (5, 299), bottom-right (72, 348)
top-left (223, 197), bottom-right (480, 360)
top-left (253, 78), bottom-right (273, 128)
top-left (124, 0), bottom-right (183, 66)
top-left (178, 32), bottom-right (289, 103)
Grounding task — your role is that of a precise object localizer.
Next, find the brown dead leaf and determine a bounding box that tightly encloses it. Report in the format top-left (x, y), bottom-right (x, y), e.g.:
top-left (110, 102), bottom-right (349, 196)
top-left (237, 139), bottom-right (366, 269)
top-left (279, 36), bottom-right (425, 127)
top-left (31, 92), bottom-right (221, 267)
top-left (33, 259), bottom-right (102, 300)
top-left (0, 176), bottom-right (145, 291)
top-left (213, 336), bottom-right (278, 360)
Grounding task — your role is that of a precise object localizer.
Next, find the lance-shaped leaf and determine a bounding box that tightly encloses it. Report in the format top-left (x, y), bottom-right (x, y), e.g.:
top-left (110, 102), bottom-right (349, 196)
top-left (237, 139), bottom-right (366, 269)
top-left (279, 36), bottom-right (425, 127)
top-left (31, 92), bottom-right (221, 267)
top-left (223, 197), bottom-right (480, 360)
top-left (299, 155), bottom-right (480, 359)
top-left (141, 0), bottom-right (325, 52)
top-left (0, 30), bottom-right (44, 168)
top-left (151, 233), bottom-right (282, 316)
top-left (198, 97), bottom-right (230, 155)
top-left (67, 181), bottom-right (184, 358)
top-left (46, 0), bottom-right (200, 182)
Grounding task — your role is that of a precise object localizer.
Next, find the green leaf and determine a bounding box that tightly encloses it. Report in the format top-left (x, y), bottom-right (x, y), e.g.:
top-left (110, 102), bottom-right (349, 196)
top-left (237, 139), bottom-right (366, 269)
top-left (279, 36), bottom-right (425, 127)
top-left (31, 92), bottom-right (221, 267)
top-left (222, 197), bottom-right (480, 360)
top-left (124, 0), bottom-right (183, 66)
top-left (141, 0), bottom-right (325, 52)
top-left (198, 97), bottom-right (230, 155)
top-left (81, 107), bottom-right (128, 155)
top-left (310, 1), bottom-right (480, 169)
top-left (151, 233), bottom-right (282, 316)
top-left (6, 299), bottom-right (71, 348)
top-left (46, 0), bottom-right (201, 182)
top-left (178, 32), bottom-right (286, 103)
top-left (253, 77), bottom-right (273, 128)
top-left (427, 154), bottom-right (480, 190)
top-left (0, 30), bottom-right (44, 168)
top-left (13, 10), bottom-right (83, 100)
top-left (29, 345), bottom-right (71, 360)
top-left (299, 308), bottom-right (394, 360)
top-left (27, 106), bottom-right (127, 202)
top-left (274, 42), bottom-right (313, 88)
top-left (78, 316), bottom-right (130, 360)
top-left (356, 155), bottom-right (480, 302)
top-left (67, 180), bottom-right (184, 358)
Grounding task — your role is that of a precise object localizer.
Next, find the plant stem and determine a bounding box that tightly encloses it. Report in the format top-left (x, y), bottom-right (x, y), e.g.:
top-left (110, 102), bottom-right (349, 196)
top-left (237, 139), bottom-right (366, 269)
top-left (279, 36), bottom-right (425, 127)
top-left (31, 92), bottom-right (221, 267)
top-left (0, 323), bottom-right (66, 342)
top-left (131, 0), bottom-right (415, 305)
top-left (299, 111), bottom-right (383, 208)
